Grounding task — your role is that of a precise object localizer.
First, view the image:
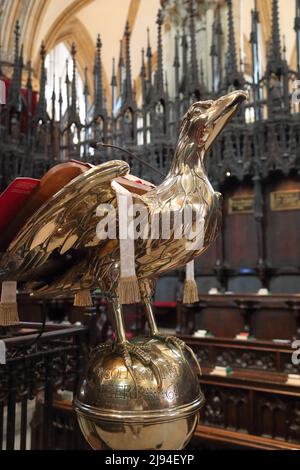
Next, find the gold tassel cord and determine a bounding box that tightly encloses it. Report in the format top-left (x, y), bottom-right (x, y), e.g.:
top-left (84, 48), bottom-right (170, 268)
top-left (0, 281), bottom-right (19, 326)
top-left (74, 289), bottom-right (93, 307)
top-left (183, 279), bottom-right (199, 304)
top-left (113, 180), bottom-right (141, 305)
top-left (118, 276), bottom-right (141, 305)
top-left (0, 302), bottom-right (19, 326)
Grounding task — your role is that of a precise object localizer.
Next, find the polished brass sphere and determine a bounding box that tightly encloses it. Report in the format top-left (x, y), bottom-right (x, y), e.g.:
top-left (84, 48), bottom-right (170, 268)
top-left (74, 337), bottom-right (204, 450)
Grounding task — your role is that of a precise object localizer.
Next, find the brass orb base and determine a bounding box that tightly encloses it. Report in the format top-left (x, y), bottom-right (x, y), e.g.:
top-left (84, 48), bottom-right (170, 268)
top-left (74, 337), bottom-right (204, 450)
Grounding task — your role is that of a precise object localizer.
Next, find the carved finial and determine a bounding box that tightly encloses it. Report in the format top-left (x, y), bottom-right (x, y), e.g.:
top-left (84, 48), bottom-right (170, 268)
top-left (294, 0), bottom-right (300, 75)
top-left (65, 59), bottom-right (69, 84)
top-left (52, 72), bottom-right (56, 100)
top-left (239, 48), bottom-right (244, 73)
top-left (146, 27), bottom-right (152, 82)
top-left (181, 27), bottom-right (189, 97)
top-left (59, 76), bottom-right (62, 103)
top-left (94, 34), bottom-right (104, 116)
top-left (173, 33), bottom-right (180, 68)
top-left (188, 0), bottom-right (199, 88)
top-left (226, 0), bottom-right (238, 77)
top-left (111, 57), bottom-right (117, 87)
top-left (124, 21), bottom-right (133, 104)
top-left (26, 59), bottom-right (32, 91)
top-left (173, 33), bottom-right (180, 97)
top-left (25, 59), bottom-right (33, 134)
top-left (282, 35), bottom-right (286, 60)
top-left (71, 42), bottom-right (77, 111)
top-left (140, 48), bottom-right (146, 104)
top-left (34, 41), bottom-right (47, 122)
top-left (200, 58), bottom-right (204, 84)
top-left (271, 0), bottom-right (281, 66)
top-left (296, 0), bottom-right (300, 22)
top-left (84, 66), bottom-right (89, 97)
top-left (40, 41), bottom-right (46, 61)
top-left (165, 71), bottom-right (169, 97)
top-left (250, 0), bottom-right (260, 45)
top-left (111, 57), bottom-right (117, 114)
top-left (156, 9), bottom-right (164, 94)
top-left (38, 42), bottom-right (46, 103)
top-left (140, 48), bottom-right (146, 79)
top-left (8, 20), bottom-right (23, 109)
top-left (118, 39), bottom-right (124, 69)
top-left (51, 72), bottom-right (56, 122)
top-left (14, 20), bottom-right (20, 63)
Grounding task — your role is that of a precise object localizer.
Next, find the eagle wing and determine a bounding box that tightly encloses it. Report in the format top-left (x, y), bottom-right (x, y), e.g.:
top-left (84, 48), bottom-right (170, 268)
top-left (6, 160), bottom-right (129, 281)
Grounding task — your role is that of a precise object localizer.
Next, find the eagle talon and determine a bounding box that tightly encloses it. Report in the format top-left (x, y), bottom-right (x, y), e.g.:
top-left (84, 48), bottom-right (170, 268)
top-left (153, 334), bottom-right (194, 357)
top-left (90, 342), bottom-right (113, 357)
top-left (115, 341), bottom-right (162, 391)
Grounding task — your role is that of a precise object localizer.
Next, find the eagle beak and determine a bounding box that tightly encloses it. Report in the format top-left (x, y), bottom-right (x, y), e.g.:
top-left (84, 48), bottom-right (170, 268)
top-left (204, 90), bottom-right (248, 151)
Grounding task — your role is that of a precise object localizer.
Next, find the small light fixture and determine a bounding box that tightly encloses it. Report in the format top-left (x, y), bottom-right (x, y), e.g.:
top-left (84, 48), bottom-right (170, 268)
top-left (226, 171), bottom-right (231, 177)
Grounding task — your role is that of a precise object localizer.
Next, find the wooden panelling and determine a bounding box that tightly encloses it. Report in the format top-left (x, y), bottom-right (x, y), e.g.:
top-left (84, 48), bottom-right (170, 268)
top-left (265, 177), bottom-right (300, 270)
top-left (177, 294), bottom-right (300, 340)
top-left (223, 184), bottom-right (258, 270)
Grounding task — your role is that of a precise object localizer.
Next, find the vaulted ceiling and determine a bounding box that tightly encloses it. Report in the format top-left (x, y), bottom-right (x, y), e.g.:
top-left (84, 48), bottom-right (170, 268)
top-left (0, 0), bottom-right (161, 93)
top-left (0, 0), bottom-right (297, 96)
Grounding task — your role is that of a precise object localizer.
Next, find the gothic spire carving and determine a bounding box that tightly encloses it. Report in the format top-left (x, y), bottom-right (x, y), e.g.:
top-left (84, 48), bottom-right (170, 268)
top-left (266, 0), bottom-right (283, 77)
top-left (155, 9), bottom-right (164, 96)
top-left (250, 0), bottom-right (262, 119)
top-left (211, 4), bottom-right (223, 93)
top-left (65, 58), bottom-right (70, 110)
top-left (26, 60), bottom-right (32, 97)
top-left (146, 27), bottom-right (152, 84)
top-left (26, 60), bottom-right (32, 134)
top-left (83, 66), bottom-right (89, 122)
top-left (13, 20), bottom-right (20, 68)
top-left (173, 33), bottom-right (180, 97)
top-left (181, 27), bottom-right (188, 96)
top-left (94, 34), bottom-right (104, 117)
top-left (8, 20), bottom-right (22, 111)
top-left (111, 57), bottom-right (117, 113)
top-left (71, 42), bottom-right (77, 113)
top-left (271, 0), bottom-right (281, 71)
top-left (84, 66), bottom-right (89, 99)
top-left (58, 77), bottom-right (63, 125)
top-left (226, 0), bottom-right (238, 79)
top-left (118, 39), bottom-right (125, 97)
top-left (165, 71), bottom-right (169, 98)
top-left (223, 0), bottom-right (244, 92)
top-left (188, 0), bottom-right (198, 90)
top-left (123, 22), bottom-right (134, 106)
top-left (51, 73), bottom-right (56, 122)
top-left (140, 48), bottom-right (146, 103)
top-left (250, 0), bottom-right (261, 83)
top-left (34, 41), bottom-right (48, 122)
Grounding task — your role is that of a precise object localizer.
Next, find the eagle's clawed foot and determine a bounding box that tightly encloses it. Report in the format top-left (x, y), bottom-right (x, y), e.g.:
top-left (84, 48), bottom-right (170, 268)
top-left (115, 341), bottom-right (162, 391)
top-left (91, 342), bottom-right (114, 356)
top-left (153, 334), bottom-right (195, 358)
top-left (91, 341), bottom-right (162, 391)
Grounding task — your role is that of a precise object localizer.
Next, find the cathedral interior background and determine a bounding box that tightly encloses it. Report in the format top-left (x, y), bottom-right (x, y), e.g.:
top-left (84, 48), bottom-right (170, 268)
top-left (1, 0), bottom-right (300, 451)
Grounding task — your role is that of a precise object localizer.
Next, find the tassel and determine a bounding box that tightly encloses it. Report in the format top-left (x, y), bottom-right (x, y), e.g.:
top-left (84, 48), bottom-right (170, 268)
top-left (183, 261), bottom-right (199, 304)
top-left (118, 276), bottom-right (141, 304)
top-left (0, 281), bottom-right (19, 326)
top-left (74, 289), bottom-right (93, 307)
top-left (183, 280), bottom-right (199, 304)
top-left (112, 180), bottom-right (141, 305)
